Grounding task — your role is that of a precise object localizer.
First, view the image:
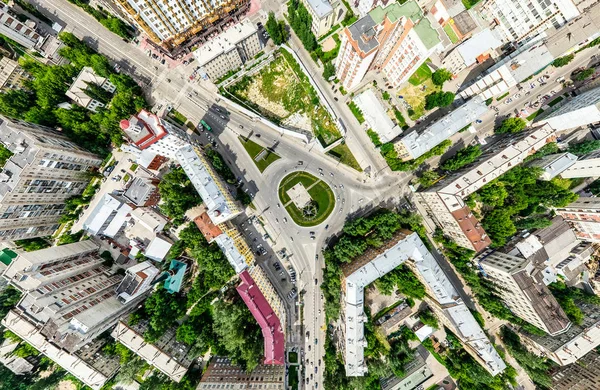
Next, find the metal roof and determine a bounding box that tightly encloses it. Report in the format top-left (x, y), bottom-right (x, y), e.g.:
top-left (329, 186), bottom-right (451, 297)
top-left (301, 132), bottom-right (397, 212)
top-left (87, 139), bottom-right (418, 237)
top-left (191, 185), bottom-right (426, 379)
top-left (353, 89), bottom-right (402, 143)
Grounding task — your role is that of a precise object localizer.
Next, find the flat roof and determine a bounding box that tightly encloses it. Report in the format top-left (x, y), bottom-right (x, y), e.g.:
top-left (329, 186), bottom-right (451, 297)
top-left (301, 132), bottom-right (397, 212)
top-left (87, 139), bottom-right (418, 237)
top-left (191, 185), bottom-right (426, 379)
top-left (124, 177), bottom-right (156, 206)
top-left (305, 0), bottom-right (333, 18)
top-left (530, 152), bottom-right (578, 180)
top-left (193, 19), bottom-right (258, 66)
top-left (456, 29), bottom-right (502, 67)
top-left (353, 89), bottom-right (402, 143)
top-left (194, 212), bottom-right (223, 242)
top-left (214, 232), bottom-right (250, 274)
top-left (145, 235), bottom-right (172, 262)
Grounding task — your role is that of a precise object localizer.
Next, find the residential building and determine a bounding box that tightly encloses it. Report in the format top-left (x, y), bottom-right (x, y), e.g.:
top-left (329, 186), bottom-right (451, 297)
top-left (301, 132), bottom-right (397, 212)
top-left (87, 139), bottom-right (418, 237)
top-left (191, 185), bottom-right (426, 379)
top-left (123, 176), bottom-right (160, 207)
top-left (416, 124), bottom-right (556, 251)
top-left (340, 229), bottom-right (505, 376)
top-left (65, 67), bottom-right (116, 112)
top-left (0, 3), bottom-right (44, 49)
top-left (520, 302), bottom-right (600, 365)
top-left (112, 319), bottom-right (194, 382)
top-left (335, 1), bottom-right (441, 91)
top-left (193, 19), bottom-right (262, 81)
top-left (529, 152), bottom-right (579, 180)
top-left (551, 350), bottom-right (600, 389)
top-left (197, 356), bottom-right (285, 390)
top-left (556, 197), bottom-right (600, 241)
top-left (380, 347), bottom-right (433, 390)
top-left (477, 249), bottom-right (571, 335)
top-left (249, 264), bottom-right (286, 331)
top-left (300, 0), bottom-right (346, 37)
top-left (176, 146), bottom-right (241, 225)
top-left (236, 270), bottom-right (285, 365)
top-left (538, 86), bottom-right (600, 131)
top-left (0, 57), bottom-right (32, 92)
top-left (0, 339), bottom-right (35, 375)
top-left (441, 29), bottom-right (502, 74)
top-left (393, 95), bottom-right (487, 161)
top-left (479, 0), bottom-right (580, 44)
top-left (0, 117), bottom-right (102, 242)
top-left (83, 193), bottom-right (133, 238)
top-left (352, 89), bottom-right (403, 143)
top-left (115, 0), bottom-right (250, 47)
top-left (375, 300), bottom-right (412, 335)
top-left (120, 109), bottom-right (189, 168)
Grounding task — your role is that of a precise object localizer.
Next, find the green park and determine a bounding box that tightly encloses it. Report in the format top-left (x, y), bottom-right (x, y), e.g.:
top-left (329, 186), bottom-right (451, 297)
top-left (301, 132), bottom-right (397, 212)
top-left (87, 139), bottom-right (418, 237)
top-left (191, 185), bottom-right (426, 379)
top-left (278, 171), bottom-right (335, 226)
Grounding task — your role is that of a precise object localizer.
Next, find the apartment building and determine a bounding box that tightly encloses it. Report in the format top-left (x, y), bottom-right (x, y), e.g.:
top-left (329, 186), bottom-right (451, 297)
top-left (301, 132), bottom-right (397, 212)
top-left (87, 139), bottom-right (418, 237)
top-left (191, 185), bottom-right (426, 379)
top-left (556, 197), bottom-right (600, 241)
top-left (300, 0), bottom-right (346, 37)
top-left (65, 67), bottom-right (117, 113)
top-left (393, 95), bottom-right (487, 161)
top-left (0, 3), bottom-right (44, 49)
top-left (340, 229), bottom-right (505, 377)
top-left (335, 1), bottom-right (441, 91)
top-left (197, 356), bottom-right (285, 390)
top-left (551, 350), bottom-right (600, 390)
top-left (538, 86), bottom-right (600, 131)
top-left (120, 109), bottom-right (189, 169)
top-left (416, 124), bottom-right (556, 251)
top-left (0, 117), bottom-right (102, 242)
top-left (441, 29), bottom-right (502, 74)
top-left (193, 19), bottom-right (262, 81)
top-left (115, 0), bottom-right (250, 47)
top-left (248, 264), bottom-right (287, 331)
top-left (0, 57), bottom-right (32, 92)
top-left (477, 249), bottom-right (571, 335)
top-left (479, 0), bottom-right (580, 44)
top-left (176, 146), bottom-right (241, 225)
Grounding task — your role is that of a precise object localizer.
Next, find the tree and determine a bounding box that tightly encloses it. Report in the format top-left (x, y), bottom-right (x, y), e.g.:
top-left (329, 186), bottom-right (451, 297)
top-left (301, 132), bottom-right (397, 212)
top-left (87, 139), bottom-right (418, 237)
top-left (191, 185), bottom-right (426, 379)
top-left (417, 170), bottom-right (440, 188)
top-left (143, 287), bottom-right (186, 342)
top-left (482, 209), bottom-right (516, 247)
top-left (14, 237), bottom-right (50, 251)
top-left (478, 182), bottom-right (508, 207)
top-left (158, 167), bottom-right (202, 225)
top-left (0, 89), bottom-right (34, 118)
top-left (265, 12), bottom-right (286, 45)
top-left (323, 61), bottom-right (335, 80)
top-left (441, 145), bottom-right (482, 171)
top-left (574, 67), bottom-right (595, 81)
top-left (424, 91), bottom-right (455, 109)
top-left (0, 143), bottom-right (13, 168)
top-left (288, 0), bottom-right (317, 52)
top-left (514, 216), bottom-right (553, 230)
top-left (0, 287), bottom-right (21, 320)
top-left (495, 117), bottom-right (526, 134)
top-left (431, 68), bottom-right (452, 86)
top-left (418, 308), bottom-right (439, 328)
top-left (568, 139), bottom-right (600, 156)
top-left (553, 54), bottom-right (575, 67)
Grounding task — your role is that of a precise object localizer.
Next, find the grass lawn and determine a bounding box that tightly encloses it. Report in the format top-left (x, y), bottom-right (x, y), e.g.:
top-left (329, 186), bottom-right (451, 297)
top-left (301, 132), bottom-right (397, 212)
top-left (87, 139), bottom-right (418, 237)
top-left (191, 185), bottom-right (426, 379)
top-left (548, 96), bottom-right (564, 107)
top-left (169, 110), bottom-right (187, 126)
top-left (327, 143), bottom-right (362, 171)
top-left (408, 61), bottom-right (432, 86)
top-left (130, 163), bottom-right (138, 172)
top-left (526, 109), bottom-right (544, 121)
top-left (443, 24), bottom-right (459, 44)
top-left (238, 136), bottom-right (281, 173)
top-left (288, 351), bottom-right (298, 364)
top-left (288, 366), bottom-right (299, 389)
top-left (278, 172), bottom-right (335, 226)
top-left (398, 78), bottom-right (440, 120)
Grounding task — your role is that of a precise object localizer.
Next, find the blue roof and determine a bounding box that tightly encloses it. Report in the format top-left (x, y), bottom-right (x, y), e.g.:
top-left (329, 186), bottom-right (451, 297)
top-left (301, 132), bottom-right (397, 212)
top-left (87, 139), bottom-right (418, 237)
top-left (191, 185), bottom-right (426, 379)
top-left (164, 260), bottom-right (187, 293)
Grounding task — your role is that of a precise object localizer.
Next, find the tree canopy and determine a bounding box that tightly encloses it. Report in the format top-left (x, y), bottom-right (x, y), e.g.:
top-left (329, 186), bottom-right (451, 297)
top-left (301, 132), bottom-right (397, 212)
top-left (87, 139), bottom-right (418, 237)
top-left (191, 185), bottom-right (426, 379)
top-left (158, 167), bottom-right (202, 225)
top-left (552, 54), bottom-right (574, 68)
top-left (288, 0), bottom-right (317, 52)
top-left (265, 12), bottom-right (288, 45)
top-left (574, 67), bottom-right (595, 81)
top-left (441, 145), bottom-right (482, 171)
top-left (568, 139), bottom-right (600, 156)
top-left (495, 117), bottom-right (526, 134)
top-left (424, 91), bottom-right (455, 110)
top-left (431, 68), bottom-right (452, 86)
top-left (141, 287), bottom-right (187, 343)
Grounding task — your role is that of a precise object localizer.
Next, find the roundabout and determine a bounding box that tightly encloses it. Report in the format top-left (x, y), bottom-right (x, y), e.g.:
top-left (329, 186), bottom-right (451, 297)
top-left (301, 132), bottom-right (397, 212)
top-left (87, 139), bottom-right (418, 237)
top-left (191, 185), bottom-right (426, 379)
top-left (277, 171), bottom-right (336, 227)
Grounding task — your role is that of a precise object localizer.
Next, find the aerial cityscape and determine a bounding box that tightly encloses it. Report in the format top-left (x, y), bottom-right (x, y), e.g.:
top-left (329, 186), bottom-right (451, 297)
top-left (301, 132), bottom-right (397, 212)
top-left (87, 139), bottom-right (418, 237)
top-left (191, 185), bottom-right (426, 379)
top-left (0, 0), bottom-right (600, 389)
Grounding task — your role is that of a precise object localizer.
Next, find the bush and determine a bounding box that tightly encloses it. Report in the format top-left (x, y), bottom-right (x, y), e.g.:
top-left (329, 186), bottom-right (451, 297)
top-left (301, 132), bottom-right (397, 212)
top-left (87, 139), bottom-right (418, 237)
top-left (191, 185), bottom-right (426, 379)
top-left (424, 91), bottom-right (455, 110)
top-left (441, 145), bottom-right (482, 171)
top-left (366, 129), bottom-right (382, 147)
top-left (416, 170), bottom-right (440, 188)
top-left (574, 67), bottom-right (595, 81)
top-left (431, 68), bottom-right (452, 86)
top-left (347, 101), bottom-right (365, 124)
top-left (553, 54), bottom-right (575, 68)
top-left (495, 117), bottom-right (526, 134)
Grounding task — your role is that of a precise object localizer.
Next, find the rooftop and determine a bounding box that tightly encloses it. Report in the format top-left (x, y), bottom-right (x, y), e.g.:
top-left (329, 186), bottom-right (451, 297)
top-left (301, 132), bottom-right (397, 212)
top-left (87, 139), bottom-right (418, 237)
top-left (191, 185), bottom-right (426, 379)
top-left (380, 347), bottom-right (432, 390)
top-left (456, 29), bottom-right (502, 67)
top-left (144, 235), bottom-right (173, 262)
top-left (193, 19), bottom-right (258, 66)
top-left (124, 177), bottom-right (157, 206)
top-left (164, 260), bottom-right (187, 293)
top-left (65, 67), bottom-right (114, 110)
top-left (116, 261), bottom-right (159, 303)
top-left (530, 152), bottom-right (578, 180)
top-left (214, 231), bottom-right (251, 274)
top-left (452, 10), bottom-right (477, 36)
top-left (353, 89), bottom-right (402, 143)
top-left (193, 212), bottom-right (223, 242)
top-left (305, 0), bottom-right (333, 18)
top-left (83, 193), bottom-right (132, 237)
top-left (120, 109), bottom-right (176, 150)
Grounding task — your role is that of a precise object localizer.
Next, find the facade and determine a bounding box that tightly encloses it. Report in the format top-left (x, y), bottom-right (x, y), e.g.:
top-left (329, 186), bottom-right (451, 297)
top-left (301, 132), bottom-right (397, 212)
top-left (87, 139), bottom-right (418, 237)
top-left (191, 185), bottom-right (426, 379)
top-left (116, 0), bottom-right (250, 46)
top-left (0, 3), bottom-right (44, 49)
top-left (300, 0), bottom-right (346, 37)
top-left (352, 89), bottom-right (402, 143)
top-left (479, 0), bottom-right (580, 44)
top-left (65, 67), bottom-right (116, 112)
top-left (340, 229), bottom-right (505, 376)
top-left (551, 350), bottom-right (600, 389)
top-left (193, 19), bottom-right (261, 81)
top-left (176, 146), bottom-right (241, 224)
top-left (417, 124), bottom-right (556, 251)
top-left (538, 86), bottom-right (600, 131)
top-left (477, 249), bottom-right (571, 335)
top-left (393, 95), bottom-right (487, 161)
top-left (0, 117), bottom-right (102, 242)
top-left (441, 29), bottom-right (502, 74)
top-left (197, 356), bottom-right (285, 390)
top-left (556, 197), bottom-right (600, 241)
top-left (530, 152), bottom-right (578, 180)
top-left (335, 1), bottom-right (441, 91)
top-left (0, 57), bottom-right (32, 92)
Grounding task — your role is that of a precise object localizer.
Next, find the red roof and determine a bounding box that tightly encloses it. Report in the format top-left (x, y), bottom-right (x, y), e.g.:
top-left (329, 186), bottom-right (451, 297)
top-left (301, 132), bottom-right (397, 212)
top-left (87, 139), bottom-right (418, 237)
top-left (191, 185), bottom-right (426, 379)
top-left (236, 270), bottom-right (285, 365)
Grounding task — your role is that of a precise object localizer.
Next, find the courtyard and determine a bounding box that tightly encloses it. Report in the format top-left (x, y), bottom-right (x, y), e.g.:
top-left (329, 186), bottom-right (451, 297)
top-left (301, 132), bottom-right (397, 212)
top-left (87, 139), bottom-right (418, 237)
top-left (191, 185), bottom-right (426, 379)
top-left (399, 62), bottom-right (441, 121)
top-left (278, 172), bottom-right (335, 227)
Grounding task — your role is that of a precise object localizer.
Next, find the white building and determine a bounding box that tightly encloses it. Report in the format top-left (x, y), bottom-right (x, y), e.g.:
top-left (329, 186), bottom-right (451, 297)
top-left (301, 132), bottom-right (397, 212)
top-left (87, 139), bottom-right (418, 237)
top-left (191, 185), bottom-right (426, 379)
top-left (193, 19), bottom-right (262, 81)
top-left (341, 230), bottom-right (505, 376)
top-left (556, 197), bottom-right (600, 242)
top-left (83, 193), bottom-right (133, 237)
top-left (0, 117), bottom-right (102, 242)
top-left (441, 29), bottom-right (502, 74)
top-left (352, 89), bottom-right (402, 143)
top-left (538, 86), bottom-right (600, 131)
top-left (65, 67), bottom-right (116, 112)
top-left (300, 0), bottom-right (346, 37)
top-left (0, 3), bottom-right (44, 49)
top-left (393, 95), bottom-right (487, 161)
top-left (530, 152), bottom-right (579, 180)
top-left (0, 57), bottom-right (32, 92)
top-left (176, 146), bottom-right (241, 225)
top-left (479, 0), bottom-right (580, 44)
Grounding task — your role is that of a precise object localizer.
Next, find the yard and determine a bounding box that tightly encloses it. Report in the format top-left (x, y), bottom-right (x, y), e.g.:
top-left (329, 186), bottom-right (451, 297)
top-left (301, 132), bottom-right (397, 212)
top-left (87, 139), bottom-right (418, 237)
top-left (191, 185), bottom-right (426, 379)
top-left (225, 49), bottom-right (342, 146)
top-left (278, 172), bottom-right (335, 226)
top-left (443, 24), bottom-right (459, 44)
top-left (238, 136), bottom-right (281, 173)
top-left (408, 61), bottom-right (432, 86)
top-left (400, 62), bottom-right (440, 120)
top-left (327, 143), bottom-right (362, 171)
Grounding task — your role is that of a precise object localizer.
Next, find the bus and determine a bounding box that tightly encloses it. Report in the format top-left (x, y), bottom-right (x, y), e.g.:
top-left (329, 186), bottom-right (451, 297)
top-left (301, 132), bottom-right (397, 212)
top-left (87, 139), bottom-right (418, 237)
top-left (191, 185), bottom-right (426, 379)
top-left (199, 120), bottom-right (212, 132)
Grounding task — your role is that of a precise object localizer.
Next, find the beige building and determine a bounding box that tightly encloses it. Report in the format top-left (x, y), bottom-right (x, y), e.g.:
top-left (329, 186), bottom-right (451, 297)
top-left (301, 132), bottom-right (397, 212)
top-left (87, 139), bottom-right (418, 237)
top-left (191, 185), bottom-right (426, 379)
top-left (197, 356), bottom-right (285, 389)
top-left (192, 19), bottom-right (261, 81)
top-left (0, 57), bottom-right (32, 92)
top-left (0, 117), bottom-right (102, 242)
top-left (65, 67), bottom-right (116, 112)
top-left (300, 0), bottom-right (346, 38)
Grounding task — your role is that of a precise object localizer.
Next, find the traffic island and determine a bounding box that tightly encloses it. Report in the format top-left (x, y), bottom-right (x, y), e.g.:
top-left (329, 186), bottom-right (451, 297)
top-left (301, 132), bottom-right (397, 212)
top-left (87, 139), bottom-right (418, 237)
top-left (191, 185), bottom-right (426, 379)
top-left (238, 136), bottom-right (281, 173)
top-left (278, 172), bottom-right (335, 227)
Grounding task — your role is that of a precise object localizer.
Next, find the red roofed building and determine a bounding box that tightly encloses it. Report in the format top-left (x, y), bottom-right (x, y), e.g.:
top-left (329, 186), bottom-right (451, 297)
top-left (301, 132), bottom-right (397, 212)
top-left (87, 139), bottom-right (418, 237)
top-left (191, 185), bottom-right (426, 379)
top-left (236, 270), bottom-right (285, 365)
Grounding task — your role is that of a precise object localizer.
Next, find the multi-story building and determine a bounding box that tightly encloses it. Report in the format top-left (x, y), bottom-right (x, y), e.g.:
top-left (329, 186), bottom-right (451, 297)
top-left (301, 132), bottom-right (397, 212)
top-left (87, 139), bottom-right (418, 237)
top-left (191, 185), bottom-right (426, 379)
top-left (193, 19), bottom-right (262, 81)
top-left (335, 1), bottom-right (441, 91)
top-left (441, 29), bottom-right (502, 74)
top-left (340, 229), bottom-right (505, 377)
top-left (0, 3), bottom-right (44, 49)
top-left (556, 197), bottom-right (600, 241)
top-left (65, 67), bottom-right (117, 112)
top-left (477, 249), bottom-right (571, 335)
top-left (551, 350), bottom-right (600, 389)
top-left (479, 0), bottom-right (580, 44)
top-left (0, 57), bottom-right (32, 92)
top-left (120, 109), bottom-right (189, 169)
top-left (380, 347), bottom-right (433, 390)
top-left (520, 302), bottom-right (600, 365)
top-left (0, 117), bottom-right (102, 242)
top-left (197, 356), bottom-right (285, 390)
top-left (115, 0), bottom-right (250, 48)
top-left (248, 264), bottom-right (287, 331)
top-left (300, 0), bottom-right (346, 37)
top-left (538, 86), bottom-right (600, 131)
top-left (176, 146), bottom-right (241, 225)
top-left (393, 95), bottom-right (487, 161)
top-left (416, 124), bottom-right (556, 251)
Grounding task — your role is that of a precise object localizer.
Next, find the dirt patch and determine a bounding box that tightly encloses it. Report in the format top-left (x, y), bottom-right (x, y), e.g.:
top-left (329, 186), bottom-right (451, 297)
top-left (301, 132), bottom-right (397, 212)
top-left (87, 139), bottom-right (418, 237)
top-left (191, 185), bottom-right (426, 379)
top-left (321, 36), bottom-right (337, 52)
top-left (365, 285), bottom-right (401, 315)
top-left (56, 381), bottom-right (77, 390)
top-left (398, 78), bottom-right (440, 120)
